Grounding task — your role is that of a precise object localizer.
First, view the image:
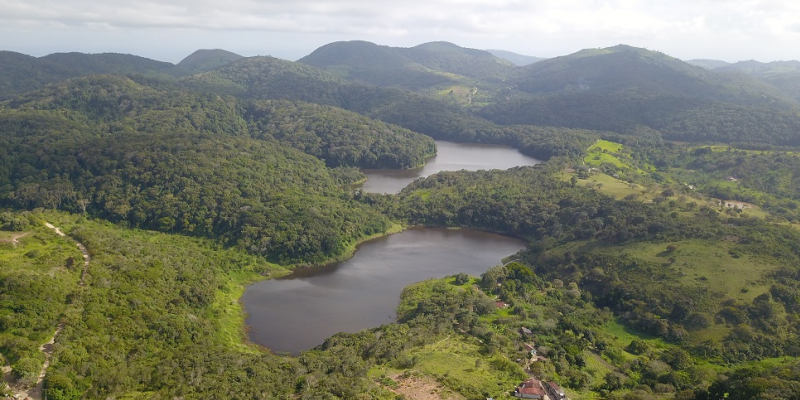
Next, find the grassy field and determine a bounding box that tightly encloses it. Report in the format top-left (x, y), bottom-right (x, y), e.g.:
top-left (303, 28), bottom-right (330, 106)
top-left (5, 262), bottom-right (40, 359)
top-left (595, 239), bottom-right (776, 304)
top-left (0, 225), bottom-right (82, 275)
top-left (370, 335), bottom-right (525, 399)
top-left (584, 140), bottom-right (628, 169)
top-left (602, 320), bottom-right (667, 351)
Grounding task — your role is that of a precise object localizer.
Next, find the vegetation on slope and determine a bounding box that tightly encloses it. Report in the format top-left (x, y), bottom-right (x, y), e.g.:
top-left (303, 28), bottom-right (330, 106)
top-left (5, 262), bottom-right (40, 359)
top-left (0, 75), bottom-right (454, 263)
top-left (185, 56), bottom-right (597, 159)
top-left (298, 40), bottom-right (516, 91)
top-left (4, 41), bottom-right (800, 400)
top-left (176, 49), bottom-right (244, 74)
top-left (478, 45), bottom-right (800, 147)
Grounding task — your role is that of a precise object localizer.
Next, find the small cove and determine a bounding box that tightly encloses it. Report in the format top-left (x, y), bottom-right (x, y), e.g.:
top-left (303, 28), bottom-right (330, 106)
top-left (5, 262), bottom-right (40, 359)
top-left (356, 140), bottom-right (542, 194)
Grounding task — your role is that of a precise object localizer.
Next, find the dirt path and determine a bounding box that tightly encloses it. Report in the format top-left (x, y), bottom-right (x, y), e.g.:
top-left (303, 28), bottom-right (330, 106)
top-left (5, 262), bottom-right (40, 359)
top-left (45, 223), bottom-right (90, 285)
top-left (0, 231), bottom-right (30, 248)
top-left (2, 223), bottom-right (89, 400)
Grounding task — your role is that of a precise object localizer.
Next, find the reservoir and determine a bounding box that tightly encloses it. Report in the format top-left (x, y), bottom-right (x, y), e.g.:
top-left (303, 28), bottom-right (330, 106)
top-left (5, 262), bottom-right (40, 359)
top-left (243, 228), bottom-right (524, 354)
top-left (243, 139), bottom-right (537, 354)
top-left (357, 140), bottom-right (542, 194)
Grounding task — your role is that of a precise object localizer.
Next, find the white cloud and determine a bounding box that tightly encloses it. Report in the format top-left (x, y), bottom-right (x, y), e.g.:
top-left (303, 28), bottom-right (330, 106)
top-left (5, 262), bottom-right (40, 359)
top-left (0, 0), bottom-right (798, 61)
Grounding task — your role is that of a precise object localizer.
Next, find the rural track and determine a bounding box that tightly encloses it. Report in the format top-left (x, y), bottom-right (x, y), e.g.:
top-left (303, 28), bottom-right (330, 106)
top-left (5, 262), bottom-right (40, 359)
top-left (3, 222), bottom-right (90, 400)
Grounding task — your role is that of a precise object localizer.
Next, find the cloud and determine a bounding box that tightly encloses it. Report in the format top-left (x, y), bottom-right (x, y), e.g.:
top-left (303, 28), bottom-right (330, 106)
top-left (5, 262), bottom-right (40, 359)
top-left (0, 0), bottom-right (798, 61)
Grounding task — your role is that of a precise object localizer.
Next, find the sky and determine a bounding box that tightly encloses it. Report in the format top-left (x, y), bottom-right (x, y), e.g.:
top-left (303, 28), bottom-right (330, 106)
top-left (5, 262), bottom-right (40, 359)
top-left (1, 0), bottom-right (798, 64)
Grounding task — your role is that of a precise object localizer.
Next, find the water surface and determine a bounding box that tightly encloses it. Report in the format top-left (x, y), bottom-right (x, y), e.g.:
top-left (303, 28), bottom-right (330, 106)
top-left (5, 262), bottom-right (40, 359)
top-left (357, 140), bottom-right (541, 194)
top-left (243, 228), bottom-right (524, 354)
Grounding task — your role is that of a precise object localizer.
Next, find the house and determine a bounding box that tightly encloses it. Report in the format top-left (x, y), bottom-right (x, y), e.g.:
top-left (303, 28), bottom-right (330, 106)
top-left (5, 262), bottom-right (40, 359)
top-left (514, 378), bottom-right (545, 399)
top-left (546, 381), bottom-right (567, 400)
top-left (523, 343), bottom-right (537, 355)
top-left (520, 327), bottom-right (533, 336)
top-left (495, 300), bottom-right (509, 308)
top-left (727, 176), bottom-right (738, 182)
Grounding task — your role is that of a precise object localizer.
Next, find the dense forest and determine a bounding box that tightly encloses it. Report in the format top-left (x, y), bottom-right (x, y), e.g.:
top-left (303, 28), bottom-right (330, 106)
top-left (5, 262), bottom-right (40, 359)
top-left (3, 41), bottom-right (800, 399)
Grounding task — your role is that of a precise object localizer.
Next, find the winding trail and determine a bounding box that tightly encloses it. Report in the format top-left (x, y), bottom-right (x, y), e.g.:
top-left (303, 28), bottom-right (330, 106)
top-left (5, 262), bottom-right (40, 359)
top-left (3, 222), bottom-right (90, 400)
top-left (0, 231), bottom-right (30, 248)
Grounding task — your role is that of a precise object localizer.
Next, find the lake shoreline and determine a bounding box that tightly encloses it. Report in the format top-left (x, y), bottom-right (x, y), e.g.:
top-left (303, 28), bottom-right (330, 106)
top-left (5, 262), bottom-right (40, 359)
top-left (241, 226), bottom-right (526, 354)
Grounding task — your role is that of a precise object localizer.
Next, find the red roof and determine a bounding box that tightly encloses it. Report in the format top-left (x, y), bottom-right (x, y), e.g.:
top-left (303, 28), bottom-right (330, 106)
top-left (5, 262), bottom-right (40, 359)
top-left (518, 386), bottom-right (545, 396)
top-left (521, 379), bottom-right (539, 387)
top-left (518, 378), bottom-right (544, 395)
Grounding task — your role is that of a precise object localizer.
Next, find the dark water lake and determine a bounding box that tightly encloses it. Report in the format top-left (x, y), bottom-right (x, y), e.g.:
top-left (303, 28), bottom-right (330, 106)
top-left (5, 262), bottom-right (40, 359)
top-left (357, 140), bottom-right (542, 194)
top-left (243, 228), bottom-right (524, 354)
top-left (243, 140), bottom-right (539, 354)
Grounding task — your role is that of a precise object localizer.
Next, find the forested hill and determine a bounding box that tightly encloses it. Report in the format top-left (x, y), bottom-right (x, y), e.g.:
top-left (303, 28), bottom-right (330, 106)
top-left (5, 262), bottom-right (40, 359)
top-left (715, 60), bottom-right (800, 102)
top-left (510, 44), bottom-right (796, 107)
top-left (478, 45), bottom-right (800, 146)
top-left (0, 75), bottom-right (445, 262)
top-left (685, 59), bottom-right (731, 69)
top-left (296, 40), bottom-right (449, 90)
top-left (402, 41), bottom-right (517, 81)
top-left (0, 51), bottom-right (185, 100)
top-left (176, 49), bottom-right (244, 74)
top-left (486, 49), bottom-right (545, 66)
top-left (183, 55), bottom-right (598, 159)
top-left (297, 40), bottom-right (516, 90)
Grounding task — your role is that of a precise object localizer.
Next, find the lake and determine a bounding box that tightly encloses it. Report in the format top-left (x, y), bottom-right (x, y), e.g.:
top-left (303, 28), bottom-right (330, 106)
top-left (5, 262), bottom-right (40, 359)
top-left (357, 140), bottom-right (542, 194)
top-left (243, 139), bottom-right (539, 354)
top-left (243, 228), bottom-right (524, 354)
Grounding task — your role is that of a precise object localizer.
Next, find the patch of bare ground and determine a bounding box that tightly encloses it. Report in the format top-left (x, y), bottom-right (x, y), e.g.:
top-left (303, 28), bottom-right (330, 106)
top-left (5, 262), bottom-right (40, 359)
top-left (385, 373), bottom-right (466, 400)
top-left (1, 223), bottom-right (90, 400)
top-left (0, 231), bottom-right (30, 247)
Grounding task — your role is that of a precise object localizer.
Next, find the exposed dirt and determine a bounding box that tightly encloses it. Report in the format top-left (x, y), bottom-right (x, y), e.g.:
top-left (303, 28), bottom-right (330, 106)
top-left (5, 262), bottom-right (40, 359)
top-left (2, 223), bottom-right (90, 400)
top-left (717, 199), bottom-right (754, 209)
top-left (0, 231), bottom-right (30, 248)
top-left (385, 373), bottom-right (465, 400)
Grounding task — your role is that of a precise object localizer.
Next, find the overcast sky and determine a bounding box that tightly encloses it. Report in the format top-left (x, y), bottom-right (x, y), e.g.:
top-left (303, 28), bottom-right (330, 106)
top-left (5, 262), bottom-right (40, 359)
top-left (1, 0), bottom-right (798, 63)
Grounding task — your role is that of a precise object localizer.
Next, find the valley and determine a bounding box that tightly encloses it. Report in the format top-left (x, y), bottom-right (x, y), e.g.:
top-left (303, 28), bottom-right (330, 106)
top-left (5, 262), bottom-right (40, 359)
top-left (1, 40), bottom-right (800, 399)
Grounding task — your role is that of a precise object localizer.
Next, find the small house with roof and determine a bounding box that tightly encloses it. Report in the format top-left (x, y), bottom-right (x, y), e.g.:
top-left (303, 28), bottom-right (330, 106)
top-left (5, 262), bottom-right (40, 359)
top-left (523, 343), bottom-right (537, 356)
top-left (514, 378), bottom-right (545, 399)
top-left (546, 381), bottom-right (567, 400)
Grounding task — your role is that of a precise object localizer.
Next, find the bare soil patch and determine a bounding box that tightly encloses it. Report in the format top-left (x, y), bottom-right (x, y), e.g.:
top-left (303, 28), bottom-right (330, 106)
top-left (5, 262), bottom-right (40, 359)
top-left (385, 373), bottom-right (465, 400)
top-left (0, 231), bottom-right (31, 247)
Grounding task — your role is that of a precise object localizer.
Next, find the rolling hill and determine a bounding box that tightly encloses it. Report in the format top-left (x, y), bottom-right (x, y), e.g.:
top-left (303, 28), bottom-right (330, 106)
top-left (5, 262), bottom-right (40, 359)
top-left (297, 40), bottom-right (517, 91)
top-left (0, 51), bottom-right (185, 99)
top-left (685, 58), bottom-right (731, 69)
top-left (177, 49), bottom-right (244, 74)
top-left (487, 49), bottom-right (545, 66)
top-left (0, 74), bottom-right (447, 262)
top-left (716, 60), bottom-right (800, 102)
top-left (182, 55), bottom-right (596, 159)
top-left (509, 45), bottom-right (796, 106)
top-left (478, 44), bottom-right (800, 145)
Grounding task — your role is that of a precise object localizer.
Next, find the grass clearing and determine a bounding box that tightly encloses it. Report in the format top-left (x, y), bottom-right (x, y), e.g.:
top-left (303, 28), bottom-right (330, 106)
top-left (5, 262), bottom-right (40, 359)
top-left (602, 320), bottom-right (667, 350)
top-left (585, 140), bottom-right (628, 169)
top-left (588, 140), bottom-right (624, 153)
top-left (373, 335), bottom-right (525, 399)
top-left (368, 335), bottom-right (526, 399)
top-left (597, 240), bottom-right (776, 303)
top-left (0, 226), bottom-right (82, 276)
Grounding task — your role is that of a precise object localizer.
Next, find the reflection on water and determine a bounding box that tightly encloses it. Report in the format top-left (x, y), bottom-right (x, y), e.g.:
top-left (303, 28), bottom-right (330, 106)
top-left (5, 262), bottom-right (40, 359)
top-left (356, 140), bottom-right (542, 194)
top-left (242, 228), bottom-right (524, 354)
